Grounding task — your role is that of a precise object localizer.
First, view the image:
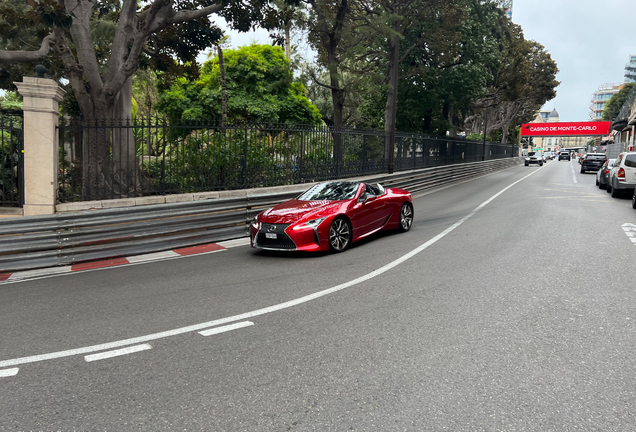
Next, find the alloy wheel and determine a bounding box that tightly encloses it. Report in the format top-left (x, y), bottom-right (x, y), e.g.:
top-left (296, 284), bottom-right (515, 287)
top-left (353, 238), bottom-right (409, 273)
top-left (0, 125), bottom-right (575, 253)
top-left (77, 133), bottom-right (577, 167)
top-left (399, 203), bottom-right (413, 232)
top-left (329, 218), bottom-right (351, 252)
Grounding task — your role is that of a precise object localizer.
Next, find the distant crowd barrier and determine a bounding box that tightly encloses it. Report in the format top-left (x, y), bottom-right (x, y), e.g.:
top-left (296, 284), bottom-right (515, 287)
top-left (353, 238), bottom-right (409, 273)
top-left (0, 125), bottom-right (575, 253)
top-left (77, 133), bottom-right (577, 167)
top-left (0, 158), bottom-right (523, 273)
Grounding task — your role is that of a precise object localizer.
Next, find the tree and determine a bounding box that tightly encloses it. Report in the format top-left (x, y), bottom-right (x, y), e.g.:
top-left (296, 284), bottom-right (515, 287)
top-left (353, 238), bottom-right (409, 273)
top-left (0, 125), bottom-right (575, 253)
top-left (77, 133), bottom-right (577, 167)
top-left (0, 0), bottom-right (265, 197)
top-left (603, 83), bottom-right (636, 121)
top-left (157, 45), bottom-right (322, 125)
top-left (463, 8), bottom-right (559, 144)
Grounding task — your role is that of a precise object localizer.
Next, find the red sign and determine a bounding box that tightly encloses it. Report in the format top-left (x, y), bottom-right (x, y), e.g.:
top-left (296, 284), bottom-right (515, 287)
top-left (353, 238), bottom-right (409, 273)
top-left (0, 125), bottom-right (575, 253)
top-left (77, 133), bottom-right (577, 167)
top-left (520, 121), bottom-right (611, 137)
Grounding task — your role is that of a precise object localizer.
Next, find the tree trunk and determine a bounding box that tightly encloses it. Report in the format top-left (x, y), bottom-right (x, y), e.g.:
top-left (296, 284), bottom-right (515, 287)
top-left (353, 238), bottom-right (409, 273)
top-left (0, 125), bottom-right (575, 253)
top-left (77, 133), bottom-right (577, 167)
top-left (384, 30), bottom-right (400, 171)
top-left (285, 25), bottom-right (291, 60)
top-left (328, 51), bottom-right (345, 164)
top-left (217, 44), bottom-right (228, 127)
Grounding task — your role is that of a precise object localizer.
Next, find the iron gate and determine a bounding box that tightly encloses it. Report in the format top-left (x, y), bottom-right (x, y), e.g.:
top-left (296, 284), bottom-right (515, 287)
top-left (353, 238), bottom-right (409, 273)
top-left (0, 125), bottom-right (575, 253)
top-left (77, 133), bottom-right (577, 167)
top-left (0, 111), bottom-right (24, 207)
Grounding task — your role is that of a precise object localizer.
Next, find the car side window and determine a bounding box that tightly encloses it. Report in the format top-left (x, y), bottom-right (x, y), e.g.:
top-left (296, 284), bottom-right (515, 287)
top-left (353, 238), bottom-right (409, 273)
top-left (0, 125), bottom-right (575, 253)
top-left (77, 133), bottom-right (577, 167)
top-left (625, 155), bottom-right (636, 168)
top-left (365, 183), bottom-right (379, 196)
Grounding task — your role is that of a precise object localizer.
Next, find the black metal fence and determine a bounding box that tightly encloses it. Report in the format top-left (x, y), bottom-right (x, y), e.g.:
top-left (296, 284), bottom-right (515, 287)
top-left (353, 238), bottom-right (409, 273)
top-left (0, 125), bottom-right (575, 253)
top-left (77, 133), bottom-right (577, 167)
top-left (0, 111), bottom-right (24, 207)
top-left (58, 119), bottom-right (517, 203)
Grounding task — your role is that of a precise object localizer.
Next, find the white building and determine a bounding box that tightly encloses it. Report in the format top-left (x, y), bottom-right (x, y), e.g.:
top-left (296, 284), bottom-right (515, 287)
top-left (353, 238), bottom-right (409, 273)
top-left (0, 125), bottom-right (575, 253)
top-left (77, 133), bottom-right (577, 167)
top-left (624, 55), bottom-right (636, 83)
top-left (590, 83), bottom-right (623, 120)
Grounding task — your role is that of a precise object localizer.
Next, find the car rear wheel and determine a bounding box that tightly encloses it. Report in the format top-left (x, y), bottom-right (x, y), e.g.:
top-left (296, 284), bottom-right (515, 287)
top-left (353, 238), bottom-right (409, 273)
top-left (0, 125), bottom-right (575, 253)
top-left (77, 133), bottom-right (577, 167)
top-left (611, 182), bottom-right (620, 198)
top-left (632, 190), bottom-right (636, 209)
top-left (596, 178), bottom-right (599, 186)
top-left (398, 202), bottom-right (413, 232)
top-left (580, 167), bottom-right (585, 173)
top-left (329, 217), bottom-right (351, 252)
top-left (607, 182), bottom-right (612, 193)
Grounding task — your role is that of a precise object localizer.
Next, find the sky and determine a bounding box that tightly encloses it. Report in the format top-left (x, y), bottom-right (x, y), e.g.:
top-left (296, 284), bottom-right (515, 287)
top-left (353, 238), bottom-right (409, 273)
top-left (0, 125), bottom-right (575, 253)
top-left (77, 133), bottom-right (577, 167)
top-left (213, 0), bottom-right (636, 124)
top-left (513, 0), bottom-right (636, 122)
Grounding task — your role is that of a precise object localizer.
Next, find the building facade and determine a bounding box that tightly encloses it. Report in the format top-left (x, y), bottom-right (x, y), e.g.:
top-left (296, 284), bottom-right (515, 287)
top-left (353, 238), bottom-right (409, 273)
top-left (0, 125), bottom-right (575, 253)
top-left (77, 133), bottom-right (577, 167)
top-left (624, 55), bottom-right (636, 83)
top-left (531, 108), bottom-right (560, 151)
top-left (590, 83), bottom-right (623, 120)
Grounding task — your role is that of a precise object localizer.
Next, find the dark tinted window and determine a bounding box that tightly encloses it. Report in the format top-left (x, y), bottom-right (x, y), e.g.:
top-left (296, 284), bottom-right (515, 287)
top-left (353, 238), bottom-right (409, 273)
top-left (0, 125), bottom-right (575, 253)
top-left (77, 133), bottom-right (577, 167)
top-left (625, 155), bottom-right (636, 168)
top-left (587, 154), bottom-right (606, 160)
top-left (298, 182), bottom-right (359, 201)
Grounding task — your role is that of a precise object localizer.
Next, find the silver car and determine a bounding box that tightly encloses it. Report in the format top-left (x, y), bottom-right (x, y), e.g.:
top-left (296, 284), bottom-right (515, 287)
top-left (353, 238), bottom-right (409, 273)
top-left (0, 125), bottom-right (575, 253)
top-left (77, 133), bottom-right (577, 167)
top-left (525, 151), bottom-right (544, 167)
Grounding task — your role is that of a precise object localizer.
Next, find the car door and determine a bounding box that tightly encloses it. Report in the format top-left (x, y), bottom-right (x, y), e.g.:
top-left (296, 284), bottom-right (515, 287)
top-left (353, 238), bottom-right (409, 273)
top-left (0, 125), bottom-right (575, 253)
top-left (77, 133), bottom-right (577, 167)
top-left (349, 184), bottom-right (392, 238)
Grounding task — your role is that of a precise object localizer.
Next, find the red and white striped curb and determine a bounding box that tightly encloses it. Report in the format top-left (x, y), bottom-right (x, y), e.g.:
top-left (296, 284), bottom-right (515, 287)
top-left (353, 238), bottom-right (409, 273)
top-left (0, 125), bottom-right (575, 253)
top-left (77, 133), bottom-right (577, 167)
top-left (0, 238), bottom-right (251, 284)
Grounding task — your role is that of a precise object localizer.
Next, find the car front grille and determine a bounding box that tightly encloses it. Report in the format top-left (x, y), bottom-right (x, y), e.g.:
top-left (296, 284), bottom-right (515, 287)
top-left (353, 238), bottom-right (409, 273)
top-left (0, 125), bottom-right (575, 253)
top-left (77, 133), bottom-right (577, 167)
top-left (255, 224), bottom-right (296, 250)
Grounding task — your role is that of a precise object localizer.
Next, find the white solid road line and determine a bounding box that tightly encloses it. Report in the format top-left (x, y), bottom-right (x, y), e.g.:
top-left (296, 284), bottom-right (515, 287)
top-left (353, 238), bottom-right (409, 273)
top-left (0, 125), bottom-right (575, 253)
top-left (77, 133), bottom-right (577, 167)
top-left (571, 160), bottom-right (578, 183)
top-left (0, 168), bottom-right (541, 370)
top-left (198, 321), bottom-right (254, 336)
top-left (0, 368), bottom-right (19, 377)
top-left (84, 344), bottom-right (152, 362)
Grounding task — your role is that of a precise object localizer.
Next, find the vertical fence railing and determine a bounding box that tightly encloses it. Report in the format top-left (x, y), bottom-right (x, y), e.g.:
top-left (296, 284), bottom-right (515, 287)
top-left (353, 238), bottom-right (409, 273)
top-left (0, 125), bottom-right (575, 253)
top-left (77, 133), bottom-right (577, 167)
top-left (0, 111), bottom-right (24, 207)
top-left (58, 119), bottom-right (517, 203)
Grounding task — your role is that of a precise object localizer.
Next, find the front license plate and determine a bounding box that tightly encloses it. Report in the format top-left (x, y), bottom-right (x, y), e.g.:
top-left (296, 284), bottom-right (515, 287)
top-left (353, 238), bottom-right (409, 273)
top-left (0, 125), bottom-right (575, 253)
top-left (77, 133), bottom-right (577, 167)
top-left (266, 233), bottom-right (277, 239)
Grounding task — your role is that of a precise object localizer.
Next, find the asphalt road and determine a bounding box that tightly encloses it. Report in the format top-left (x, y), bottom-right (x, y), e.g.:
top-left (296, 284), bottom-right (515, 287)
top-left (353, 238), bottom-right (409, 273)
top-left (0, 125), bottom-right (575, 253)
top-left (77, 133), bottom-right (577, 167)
top-left (2, 158), bottom-right (636, 431)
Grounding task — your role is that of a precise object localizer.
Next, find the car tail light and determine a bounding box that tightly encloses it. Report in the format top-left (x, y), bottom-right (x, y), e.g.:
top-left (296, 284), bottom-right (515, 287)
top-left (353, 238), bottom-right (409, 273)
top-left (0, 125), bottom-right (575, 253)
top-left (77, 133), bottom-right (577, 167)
top-left (604, 169), bottom-right (610, 174)
top-left (618, 168), bottom-right (626, 179)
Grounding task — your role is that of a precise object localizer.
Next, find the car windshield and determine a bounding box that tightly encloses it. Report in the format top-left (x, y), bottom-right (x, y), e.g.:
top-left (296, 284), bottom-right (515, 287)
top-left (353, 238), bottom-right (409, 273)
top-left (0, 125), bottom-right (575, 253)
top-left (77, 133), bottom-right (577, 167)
top-left (297, 182), bottom-right (360, 201)
top-left (528, 152), bottom-right (538, 156)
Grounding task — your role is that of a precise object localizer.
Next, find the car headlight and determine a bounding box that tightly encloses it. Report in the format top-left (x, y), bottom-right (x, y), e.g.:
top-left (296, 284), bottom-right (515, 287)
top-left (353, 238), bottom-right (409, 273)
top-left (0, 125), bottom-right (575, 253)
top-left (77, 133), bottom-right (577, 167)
top-left (525, 157), bottom-right (530, 161)
top-left (251, 215), bottom-right (260, 230)
top-left (293, 217), bottom-right (326, 230)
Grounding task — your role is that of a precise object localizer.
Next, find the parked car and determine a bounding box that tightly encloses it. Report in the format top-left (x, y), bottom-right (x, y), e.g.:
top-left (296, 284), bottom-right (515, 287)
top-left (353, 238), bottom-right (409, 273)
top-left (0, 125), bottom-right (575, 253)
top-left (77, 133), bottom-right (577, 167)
top-left (525, 151), bottom-right (544, 167)
top-left (607, 152), bottom-right (636, 198)
top-left (580, 153), bottom-right (607, 173)
top-left (558, 151), bottom-right (571, 161)
top-left (250, 181), bottom-right (413, 253)
top-left (596, 158), bottom-right (616, 189)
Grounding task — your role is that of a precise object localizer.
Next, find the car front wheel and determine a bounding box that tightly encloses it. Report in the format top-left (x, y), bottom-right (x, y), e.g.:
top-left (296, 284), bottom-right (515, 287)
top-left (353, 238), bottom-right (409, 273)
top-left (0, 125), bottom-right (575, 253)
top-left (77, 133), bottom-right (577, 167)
top-left (398, 202), bottom-right (414, 232)
top-left (329, 217), bottom-right (351, 252)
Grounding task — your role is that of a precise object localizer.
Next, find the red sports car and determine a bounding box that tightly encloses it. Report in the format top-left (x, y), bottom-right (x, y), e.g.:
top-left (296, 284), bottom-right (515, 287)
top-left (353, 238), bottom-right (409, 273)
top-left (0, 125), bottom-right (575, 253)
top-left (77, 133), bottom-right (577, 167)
top-left (250, 181), bottom-right (413, 252)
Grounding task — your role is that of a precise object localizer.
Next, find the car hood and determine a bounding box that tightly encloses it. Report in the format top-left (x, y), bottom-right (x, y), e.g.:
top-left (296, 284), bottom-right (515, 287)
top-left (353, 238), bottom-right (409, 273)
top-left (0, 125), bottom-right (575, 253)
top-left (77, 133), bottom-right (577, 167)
top-left (261, 199), bottom-right (343, 224)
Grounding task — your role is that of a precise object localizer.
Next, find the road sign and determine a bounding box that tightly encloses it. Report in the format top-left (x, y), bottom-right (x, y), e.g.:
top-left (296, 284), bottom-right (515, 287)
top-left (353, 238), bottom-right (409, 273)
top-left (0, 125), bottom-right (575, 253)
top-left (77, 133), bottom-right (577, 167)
top-left (520, 121), bottom-right (611, 137)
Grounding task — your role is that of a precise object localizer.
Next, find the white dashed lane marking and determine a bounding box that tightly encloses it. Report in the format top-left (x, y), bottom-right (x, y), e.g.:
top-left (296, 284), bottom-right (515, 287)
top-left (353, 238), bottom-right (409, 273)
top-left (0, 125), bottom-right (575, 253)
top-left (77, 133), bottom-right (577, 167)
top-left (198, 321), bottom-right (254, 337)
top-left (84, 344), bottom-right (153, 362)
top-left (0, 368), bottom-right (19, 377)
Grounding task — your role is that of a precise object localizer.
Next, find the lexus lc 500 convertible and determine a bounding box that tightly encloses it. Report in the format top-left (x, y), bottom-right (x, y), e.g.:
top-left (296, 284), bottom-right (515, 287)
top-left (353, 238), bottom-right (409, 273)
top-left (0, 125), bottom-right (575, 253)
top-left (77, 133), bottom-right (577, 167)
top-left (250, 181), bottom-right (414, 253)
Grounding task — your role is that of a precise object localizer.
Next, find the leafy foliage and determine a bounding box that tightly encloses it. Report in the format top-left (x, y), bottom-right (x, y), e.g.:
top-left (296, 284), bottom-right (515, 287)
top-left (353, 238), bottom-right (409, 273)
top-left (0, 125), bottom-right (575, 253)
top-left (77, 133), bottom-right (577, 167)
top-left (157, 44), bottom-right (322, 125)
top-left (603, 83), bottom-right (636, 121)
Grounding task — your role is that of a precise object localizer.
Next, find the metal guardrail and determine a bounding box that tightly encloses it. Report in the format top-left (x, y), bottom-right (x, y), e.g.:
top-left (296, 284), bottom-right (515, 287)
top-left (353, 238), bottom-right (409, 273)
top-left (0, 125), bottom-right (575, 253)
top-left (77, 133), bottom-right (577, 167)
top-left (0, 158), bottom-right (522, 273)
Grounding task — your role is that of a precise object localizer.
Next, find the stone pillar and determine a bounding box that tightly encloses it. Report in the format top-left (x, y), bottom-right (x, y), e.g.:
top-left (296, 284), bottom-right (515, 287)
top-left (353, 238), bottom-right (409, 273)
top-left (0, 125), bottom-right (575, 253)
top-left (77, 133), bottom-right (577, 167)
top-left (14, 77), bottom-right (66, 216)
